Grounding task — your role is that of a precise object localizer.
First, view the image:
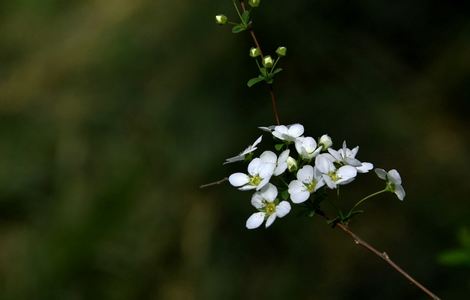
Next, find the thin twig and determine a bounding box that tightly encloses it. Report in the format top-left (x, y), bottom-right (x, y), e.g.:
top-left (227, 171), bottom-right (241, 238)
top-left (200, 177), bottom-right (228, 188)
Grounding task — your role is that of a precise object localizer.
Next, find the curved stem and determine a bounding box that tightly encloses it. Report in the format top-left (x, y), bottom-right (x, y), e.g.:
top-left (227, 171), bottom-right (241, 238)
top-left (349, 189), bottom-right (387, 213)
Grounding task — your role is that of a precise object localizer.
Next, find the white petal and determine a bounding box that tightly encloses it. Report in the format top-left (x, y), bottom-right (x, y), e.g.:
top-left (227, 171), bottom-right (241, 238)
top-left (288, 124), bottom-right (304, 137)
top-left (328, 148), bottom-right (342, 161)
top-left (314, 178), bottom-right (325, 191)
top-left (295, 138), bottom-right (304, 155)
top-left (276, 201), bottom-right (291, 218)
top-left (279, 149), bottom-right (290, 161)
top-left (274, 125), bottom-right (288, 134)
top-left (315, 155), bottom-right (333, 174)
top-left (252, 135), bottom-right (263, 147)
top-left (274, 162), bottom-right (287, 176)
top-left (357, 162), bottom-right (373, 173)
top-left (246, 212), bottom-right (265, 229)
top-left (388, 169), bottom-right (402, 185)
top-left (337, 165), bottom-right (357, 180)
top-left (239, 185), bottom-right (257, 191)
top-left (345, 157), bottom-right (362, 167)
top-left (247, 158), bottom-right (261, 176)
top-left (288, 180), bottom-right (307, 194)
top-left (224, 155), bottom-right (244, 164)
top-left (323, 175), bottom-right (336, 189)
top-left (258, 163), bottom-right (276, 178)
top-left (290, 191), bottom-right (310, 203)
top-left (229, 173), bottom-right (250, 187)
top-left (256, 176), bottom-right (271, 190)
top-left (302, 137), bottom-right (317, 152)
top-left (374, 168), bottom-right (387, 180)
top-left (260, 151), bottom-right (277, 164)
top-left (394, 184), bottom-right (406, 201)
top-left (260, 183), bottom-right (278, 202)
top-left (265, 214), bottom-right (277, 228)
top-left (251, 193), bottom-right (264, 209)
top-left (297, 165), bottom-right (314, 183)
top-left (259, 125), bottom-right (275, 132)
top-left (351, 146), bottom-right (359, 157)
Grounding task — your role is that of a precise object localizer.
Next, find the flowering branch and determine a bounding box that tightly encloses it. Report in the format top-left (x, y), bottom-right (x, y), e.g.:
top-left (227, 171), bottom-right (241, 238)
top-left (212, 1), bottom-right (440, 299)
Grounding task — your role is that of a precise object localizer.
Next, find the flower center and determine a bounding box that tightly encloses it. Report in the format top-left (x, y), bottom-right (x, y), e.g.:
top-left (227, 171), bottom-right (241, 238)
top-left (265, 202), bottom-right (276, 215)
top-left (249, 175), bottom-right (262, 186)
top-left (306, 181), bottom-right (317, 193)
top-left (329, 171), bottom-right (340, 182)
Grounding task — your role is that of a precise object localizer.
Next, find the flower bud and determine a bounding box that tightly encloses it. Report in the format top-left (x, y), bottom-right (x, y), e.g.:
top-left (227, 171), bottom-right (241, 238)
top-left (319, 134), bottom-right (333, 150)
top-left (276, 46), bottom-right (287, 57)
top-left (287, 156), bottom-right (298, 172)
top-left (215, 14), bottom-right (228, 25)
top-left (249, 47), bottom-right (261, 58)
top-left (248, 0), bottom-right (261, 8)
top-left (262, 55), bottom-right (274, 68)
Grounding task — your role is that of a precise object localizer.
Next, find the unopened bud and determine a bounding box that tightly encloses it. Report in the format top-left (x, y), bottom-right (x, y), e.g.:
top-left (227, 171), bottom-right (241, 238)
top-left (262, 55), bottom-right (274, 68)
top-left (287, 157), bottom-right (298, 172)
top-left (319, 134), bottom-right (333, 150)
top-left (276, 46), bottom-right (287, 57)
top-left (248, 0), bottom-right (261, 8)
top-left (215, 15), bottom-right (228, 25)
top-left (249, 47), bottom-right (261, 58)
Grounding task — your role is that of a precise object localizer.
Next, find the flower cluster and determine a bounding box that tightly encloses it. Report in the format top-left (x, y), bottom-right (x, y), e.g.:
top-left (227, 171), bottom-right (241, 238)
top-left (225, 124), bottom-right (405, 229)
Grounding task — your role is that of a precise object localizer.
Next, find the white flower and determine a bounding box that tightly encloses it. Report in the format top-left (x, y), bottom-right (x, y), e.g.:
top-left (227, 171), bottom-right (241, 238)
top-left (274, 150), bottom-right (290, 176)
top-left (246, 184), bottom-right (291, 229)
top-left (272, 124), bottom-right (304, 142)
top-left (375, 168), bottom-right (406, 201)
top-left (224, 135), bottom-right (263, 164)
top-left (328, 141), bottom-right (373, 173)
top-left (288, 165), bottom-right (325, 203)
top-left (229, 151), bottom-right (276, 191)
top-left (295, 136), bottom-right (321, 160)
top-left (319, 134), bottom-right (333, 150)
top-left (315, 154), bottom-right (357, 189)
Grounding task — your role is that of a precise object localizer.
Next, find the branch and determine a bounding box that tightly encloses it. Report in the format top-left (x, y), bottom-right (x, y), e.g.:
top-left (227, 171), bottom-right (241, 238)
top-left (239, 0), bottom-right (281, 125)
top-left (314, 209), bottom-right (440, 300)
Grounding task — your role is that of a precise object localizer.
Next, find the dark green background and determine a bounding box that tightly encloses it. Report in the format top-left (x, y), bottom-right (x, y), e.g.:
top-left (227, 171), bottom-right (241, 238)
top-left (0, 0), bottom-right (468, 299)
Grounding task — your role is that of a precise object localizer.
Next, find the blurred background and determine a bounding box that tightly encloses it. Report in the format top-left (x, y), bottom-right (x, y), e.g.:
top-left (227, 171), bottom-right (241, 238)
top-left (0, 0), bottom-right (469, 299)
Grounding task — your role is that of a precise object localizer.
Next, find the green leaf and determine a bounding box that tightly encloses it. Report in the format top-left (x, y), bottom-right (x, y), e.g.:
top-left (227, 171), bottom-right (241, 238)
top-left (281, 190), bottom-right (289, 200)
top-left (232, 24), bottom-right (246, 33)
top-left (274, 143), bottom-right (284, 151)
top-left (272, 68), bottom-right (283, 75)
top-left (247, 76), bottom-right (264, 87)
top-left (241, 10), bottom-right (250, 25)
top-left (259, 67), bottom-right (267, 77)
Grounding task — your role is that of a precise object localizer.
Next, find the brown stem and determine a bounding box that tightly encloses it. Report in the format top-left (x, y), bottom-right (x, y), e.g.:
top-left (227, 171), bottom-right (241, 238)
top-left (334, 223), bottom-right (440, 300)
top-left (239, 0), bottom-right (280, 125)
top-left (314, 209), bottom-right (440, 300)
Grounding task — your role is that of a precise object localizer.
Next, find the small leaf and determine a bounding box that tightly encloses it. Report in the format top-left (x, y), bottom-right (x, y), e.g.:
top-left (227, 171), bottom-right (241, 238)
top-left (281, 190), bottom-right (289, 200)
top-left (274, 143), bottom-right (284, 151)
top-left (259, 67), bottom-right (267, 77)
top-left (272, 68), bottom-right (283, 75)
top-left (232, 24), bottom-right (246, 33)
top-left (247, 76), bottom-right (264, 87)
top-left (241, 10), bottom-right (251, 25)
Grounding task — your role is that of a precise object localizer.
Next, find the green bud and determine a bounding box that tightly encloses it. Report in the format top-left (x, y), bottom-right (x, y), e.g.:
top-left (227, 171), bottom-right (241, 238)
top-left (248, 0), bottom-right (261, 8)
top-left (276, 46), bottom-right (287, 57)
top-left (215, 14), bottom-right (228, 25)
top-left (287, 157), bottom-right (298, 172)
top-left (262, 55), bottom-right (274, 68)
top-left (249, 47), bottom-right (261, 58)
